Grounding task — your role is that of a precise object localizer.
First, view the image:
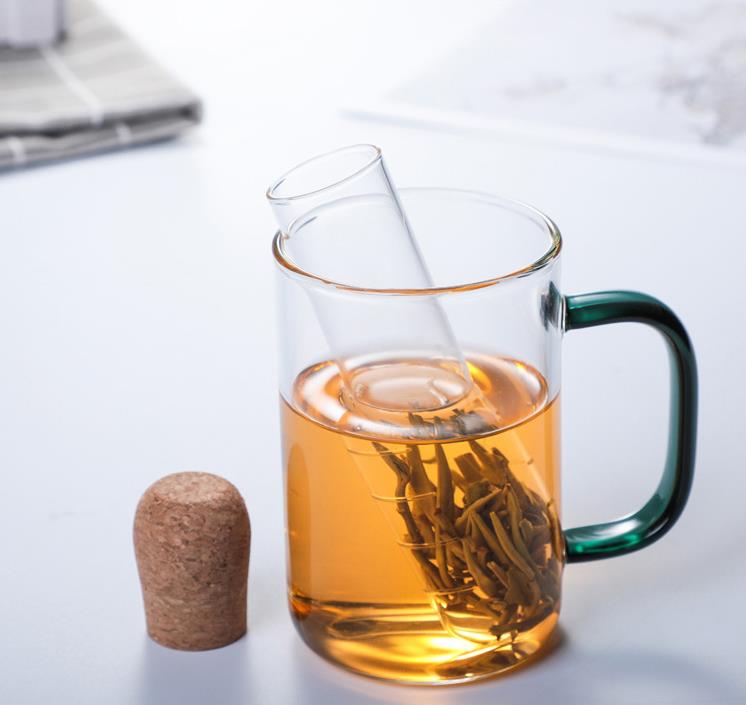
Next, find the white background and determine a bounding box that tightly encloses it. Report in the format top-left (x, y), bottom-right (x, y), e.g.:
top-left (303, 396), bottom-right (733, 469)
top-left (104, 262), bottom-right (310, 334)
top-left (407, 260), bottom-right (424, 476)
top-left (1, 1), bottom-right (745, 703)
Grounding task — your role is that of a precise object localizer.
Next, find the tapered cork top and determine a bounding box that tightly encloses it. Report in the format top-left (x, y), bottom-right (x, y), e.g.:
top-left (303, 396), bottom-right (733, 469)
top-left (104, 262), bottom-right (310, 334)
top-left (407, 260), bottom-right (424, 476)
top-left (134, 472), bottom-right (250, 651)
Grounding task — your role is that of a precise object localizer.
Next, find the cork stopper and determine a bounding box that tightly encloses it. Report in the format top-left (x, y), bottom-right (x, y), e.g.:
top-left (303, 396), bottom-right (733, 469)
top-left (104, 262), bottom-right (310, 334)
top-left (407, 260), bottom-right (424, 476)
top-left (133, 472), bottom-right (250, 650)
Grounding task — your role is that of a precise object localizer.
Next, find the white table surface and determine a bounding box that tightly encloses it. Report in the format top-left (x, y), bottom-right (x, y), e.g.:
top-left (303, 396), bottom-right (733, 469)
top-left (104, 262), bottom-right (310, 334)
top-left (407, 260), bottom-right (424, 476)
top-left (1, 2), bottom-right (745, 703)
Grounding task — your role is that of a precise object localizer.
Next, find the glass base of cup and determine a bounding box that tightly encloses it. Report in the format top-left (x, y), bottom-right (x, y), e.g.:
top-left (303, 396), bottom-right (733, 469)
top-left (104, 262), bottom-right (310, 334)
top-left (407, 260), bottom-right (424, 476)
top-left (289, 594), bottom-right (560, 685)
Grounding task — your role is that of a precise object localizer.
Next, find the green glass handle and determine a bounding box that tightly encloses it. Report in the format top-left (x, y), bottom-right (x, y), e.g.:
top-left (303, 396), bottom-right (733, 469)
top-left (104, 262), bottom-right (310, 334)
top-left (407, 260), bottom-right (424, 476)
top-left (563, 291), bottom-right (698, 562)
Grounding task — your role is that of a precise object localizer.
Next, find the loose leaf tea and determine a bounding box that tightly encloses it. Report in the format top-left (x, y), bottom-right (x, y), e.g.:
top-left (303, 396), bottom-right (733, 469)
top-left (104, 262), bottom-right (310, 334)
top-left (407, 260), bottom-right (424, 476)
top-left (372, 410), bottom-right (562, 645)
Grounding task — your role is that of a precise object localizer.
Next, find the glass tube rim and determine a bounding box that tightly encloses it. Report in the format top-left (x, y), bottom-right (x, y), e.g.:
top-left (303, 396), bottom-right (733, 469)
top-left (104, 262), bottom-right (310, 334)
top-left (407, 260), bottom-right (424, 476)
top-left (266, 144), bottom-right (383, 204)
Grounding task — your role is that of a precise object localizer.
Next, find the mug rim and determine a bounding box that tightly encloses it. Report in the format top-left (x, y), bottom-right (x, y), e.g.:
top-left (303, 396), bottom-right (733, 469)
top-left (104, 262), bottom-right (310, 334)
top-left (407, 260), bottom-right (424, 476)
top-left (272, 187), bottom-right (562, 295)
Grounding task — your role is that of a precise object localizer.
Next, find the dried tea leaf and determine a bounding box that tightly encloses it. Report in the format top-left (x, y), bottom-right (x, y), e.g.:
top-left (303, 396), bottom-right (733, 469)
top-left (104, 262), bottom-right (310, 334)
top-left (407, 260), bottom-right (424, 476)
top-left (546, 500), bottom-right (565, 561)
top-left (407, 446), bottom-right (437, 522)
top-left (463, 480), bottom-right (491, 506)
top-left (486, 560), bottom-right (509, 590)
top-left (529, 525), bottom-right (551, 553)
top-left (450, 410), bottom-right (489, 437)
top-left (454, 453), bottom-right (485, 484)
top-left (455, 487), bottom-right (502, 532)
top-left (416, 517), bottom-right (435, 545)
top-left (373, 443), bottom-right (424, 544)
top-left (462, 591), bottom-right (505, 619)
top-left (408, 413), bottom-right (436, 440)
top-left (372, 442), bottom-right (409, 481)
top-left (412, 550), bottom-right (445, 591)
top-left (506, 489), bottom-right (535, 566)
top-left (448, 469), bottom-right (469, 493)
top-left (487, 447), bottom-right (512, 487)
top-left (471, 511), bottom-right (510, 567)
top-left (505, 566), bottom-right (540, 608)
top-left (469, 516), bottom-right (485, 549)
top-left (505, 567), bottom-right (530, 606)
top-left (445, 543), bottom-right (467, 571)
top-left (519, 518), bottom-right (535, 544)
top-left (433, 437), bottom-right (455, 524)
top-left (531, 544), bottom-right (548, 568)
top-left (433, 509), bottom-right (459, 538)
top-left (434, 525), bottom-right (453, 588)
top-left (462, 539), bottom-right (501, 598)
top-left (489, 511), bottom-right (534, 579)
top-left (469, 440), bottom-right (508, 486)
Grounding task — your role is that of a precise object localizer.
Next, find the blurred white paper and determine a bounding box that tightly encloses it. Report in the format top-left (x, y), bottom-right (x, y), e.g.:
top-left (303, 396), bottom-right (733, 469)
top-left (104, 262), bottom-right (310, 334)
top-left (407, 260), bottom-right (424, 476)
top-left (354, 0), bottom-right (746, 160)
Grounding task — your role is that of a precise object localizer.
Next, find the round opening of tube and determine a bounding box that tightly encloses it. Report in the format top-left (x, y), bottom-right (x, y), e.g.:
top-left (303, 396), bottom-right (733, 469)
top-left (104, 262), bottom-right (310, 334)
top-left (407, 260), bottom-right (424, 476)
top-left (266, 144), bottom-right (383, 203)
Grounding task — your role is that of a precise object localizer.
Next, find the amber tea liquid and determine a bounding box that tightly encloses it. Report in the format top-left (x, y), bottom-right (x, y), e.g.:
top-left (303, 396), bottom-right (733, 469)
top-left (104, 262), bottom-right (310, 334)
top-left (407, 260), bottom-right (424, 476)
top-left (282, 353), bottom-right (563, 684)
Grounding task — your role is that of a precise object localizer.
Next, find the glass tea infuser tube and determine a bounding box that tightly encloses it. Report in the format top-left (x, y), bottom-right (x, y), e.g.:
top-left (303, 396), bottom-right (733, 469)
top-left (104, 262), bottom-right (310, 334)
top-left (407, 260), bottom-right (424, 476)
top-left (267, 144), bottom-right (480, 419)
top-left (270, 156), bottom-right (697, 684)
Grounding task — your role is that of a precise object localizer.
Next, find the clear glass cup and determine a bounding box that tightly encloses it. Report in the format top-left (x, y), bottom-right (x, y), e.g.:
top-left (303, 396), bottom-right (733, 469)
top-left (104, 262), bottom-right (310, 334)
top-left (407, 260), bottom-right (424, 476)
top-left (272, 186), bottom-right (697, 684)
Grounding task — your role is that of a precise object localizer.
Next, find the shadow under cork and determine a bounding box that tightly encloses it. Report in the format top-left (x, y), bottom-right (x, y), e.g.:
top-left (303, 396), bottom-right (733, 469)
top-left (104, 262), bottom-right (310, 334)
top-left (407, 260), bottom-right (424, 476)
top-left (137, 634), bottom-right (250, 705)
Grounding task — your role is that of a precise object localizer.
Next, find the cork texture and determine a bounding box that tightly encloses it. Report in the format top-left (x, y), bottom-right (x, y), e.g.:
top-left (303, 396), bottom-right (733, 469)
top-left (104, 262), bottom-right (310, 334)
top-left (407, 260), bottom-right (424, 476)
top-left (134, 472), bottom-right (250, 650)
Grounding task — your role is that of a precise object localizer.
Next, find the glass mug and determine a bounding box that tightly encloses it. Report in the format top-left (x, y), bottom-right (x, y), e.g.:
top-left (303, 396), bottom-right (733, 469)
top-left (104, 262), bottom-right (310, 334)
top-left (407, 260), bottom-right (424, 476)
top-left (270, 150), bottom-right (697, 685)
